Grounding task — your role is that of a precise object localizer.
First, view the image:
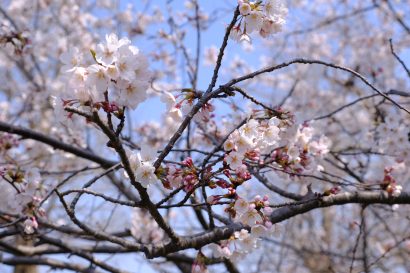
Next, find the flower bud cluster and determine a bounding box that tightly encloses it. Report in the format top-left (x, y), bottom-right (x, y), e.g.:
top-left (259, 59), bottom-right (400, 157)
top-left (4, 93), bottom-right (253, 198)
top-left (164, 157), bottom-right (199, 192)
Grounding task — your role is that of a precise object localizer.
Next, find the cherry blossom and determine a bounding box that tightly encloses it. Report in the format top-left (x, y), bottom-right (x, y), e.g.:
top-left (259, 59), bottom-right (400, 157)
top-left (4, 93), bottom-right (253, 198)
top-left (23, 217), bottom-right (38, 234)
top-left (1, 1), bottom-right (410, 272)
top-left (232, 0), bottom-right (288, 42)
top-left (225, 151), bottom-right (244, 170)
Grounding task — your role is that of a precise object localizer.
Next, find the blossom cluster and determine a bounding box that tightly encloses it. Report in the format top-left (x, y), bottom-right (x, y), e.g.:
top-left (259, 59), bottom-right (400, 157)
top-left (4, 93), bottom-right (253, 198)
top-left (57, 33), bottom-right (152, 113)
top-left (231, 0), bottom-right (288, 42)
top-left (223, 117), bottom-right (331, 177)
top-left (126, 144), bottom-right (158, 188)
top-left (200, 194), bottom-right (277, 264)
top-left (204, 195), bottom-right (279, 261)
top-left (271, 123), bottom-right (332, 177)
top-left (381, 167), bottom-right (403, 197)
top-left (206, 228), bottom-right (262, 260)
top-left (1, 167), bottom-right (46, 234)
top-left (232, 195), bottom-right (273, 226)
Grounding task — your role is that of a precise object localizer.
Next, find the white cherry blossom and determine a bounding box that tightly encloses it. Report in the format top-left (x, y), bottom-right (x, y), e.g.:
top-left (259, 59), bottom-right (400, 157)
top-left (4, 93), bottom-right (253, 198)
top-left (239, 208), bottom-right (263, 226)
top-left (60, 47), bottom-right (82, 72)
top-left (226, 151), bottom-right (244, 170)
top-left (239, 2), bottom-right (251, 16)
top-left (245, 11), bottom-right (263, 33)
top-left (234, 198), bottom-right (249, 214)
top-left (86, 64), bottom-right (109, 93)
top-left (135, 162), bottom-right (158, 188)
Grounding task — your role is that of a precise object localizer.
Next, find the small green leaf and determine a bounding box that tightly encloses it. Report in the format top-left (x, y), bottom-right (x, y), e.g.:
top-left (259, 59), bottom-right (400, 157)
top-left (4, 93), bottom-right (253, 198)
top-left (90, 49), bottom-right (99, 64)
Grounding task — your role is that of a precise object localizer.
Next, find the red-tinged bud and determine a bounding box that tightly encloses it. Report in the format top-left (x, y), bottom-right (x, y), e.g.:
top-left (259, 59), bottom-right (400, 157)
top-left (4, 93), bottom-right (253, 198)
top-left (216, 179), bottom-right (230, 189)
top-left (38, 208), bottom-right (46, 217)
top-left (192, 251), bottom-right (208, 273)
top-left (246, 149), bottom-right (260, 161)
top-left (227, 188), bottom-right (236, 196)
top-left (162, 180), bottom-right (172, 190)
top-left (208, 180), bottom-right (217, 189)
top-left (329, 186), bottom-right (341, 195)
top-left (183, 182), bottom-right (195, 192)
top-left (223, 169), bottom-right (231, 178)
top-left (182, 157), bottom-right (194, 168)
top-left (207, 195), bottom-right (221, 204)
top-left (263, 195), bottom-right (269, 201)
top-left (323, 186), bottom-right (341, 196)
top-left (175, 101), bottom-right (183, 109)
top-left (184, 174), bottom-right (195, 183)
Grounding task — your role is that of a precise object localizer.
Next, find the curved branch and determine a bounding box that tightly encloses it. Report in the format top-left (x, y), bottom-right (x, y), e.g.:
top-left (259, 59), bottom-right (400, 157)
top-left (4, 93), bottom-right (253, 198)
top-left (154, 7), bottom-right (240, 169)
top-left (145, 191), bottom-right (410, 258)
top-left (1, 256), bottom-right (103, 273)
top-left (222, 58), bottom-right (410, 115)
top-left (0, 121), bottom-right (116, 168)
top-left (269, 191), bottom-right (410, 223)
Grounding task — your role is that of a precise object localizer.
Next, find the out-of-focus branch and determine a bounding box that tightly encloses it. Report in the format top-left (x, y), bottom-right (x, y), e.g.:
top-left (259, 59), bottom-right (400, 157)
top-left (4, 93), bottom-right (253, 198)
top-left (384, 0), bottom-right (410, 34)
top-left (1, 256), bottom-right (103, 273)
top-left (252, 171), bottom-right (304, 201)
top-left (389, 39), bottom-right (410, 78)
top-left (0, 121), bottom-right (116, 168)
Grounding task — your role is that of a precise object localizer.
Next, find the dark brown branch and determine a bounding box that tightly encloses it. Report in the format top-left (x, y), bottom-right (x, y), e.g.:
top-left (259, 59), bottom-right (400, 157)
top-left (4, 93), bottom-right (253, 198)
top-left (154, 7), bottom-right (240, 170)
top-left (146, 191), bottom-right (410, 258)
top-left (252, 171), bottom-right (304, 201)
top-left (1, 256), bottom-right (103, 273)
top-left (222, 58), bottom-right (410, 115)
top-left (0, 121), bottom-right (116, 168)
top-left (384, 0), bottom-right (410, 34)
top-left (205, 6), bottom-right (240, 94)
top-left (389, 39), bottom-right (410, 78)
